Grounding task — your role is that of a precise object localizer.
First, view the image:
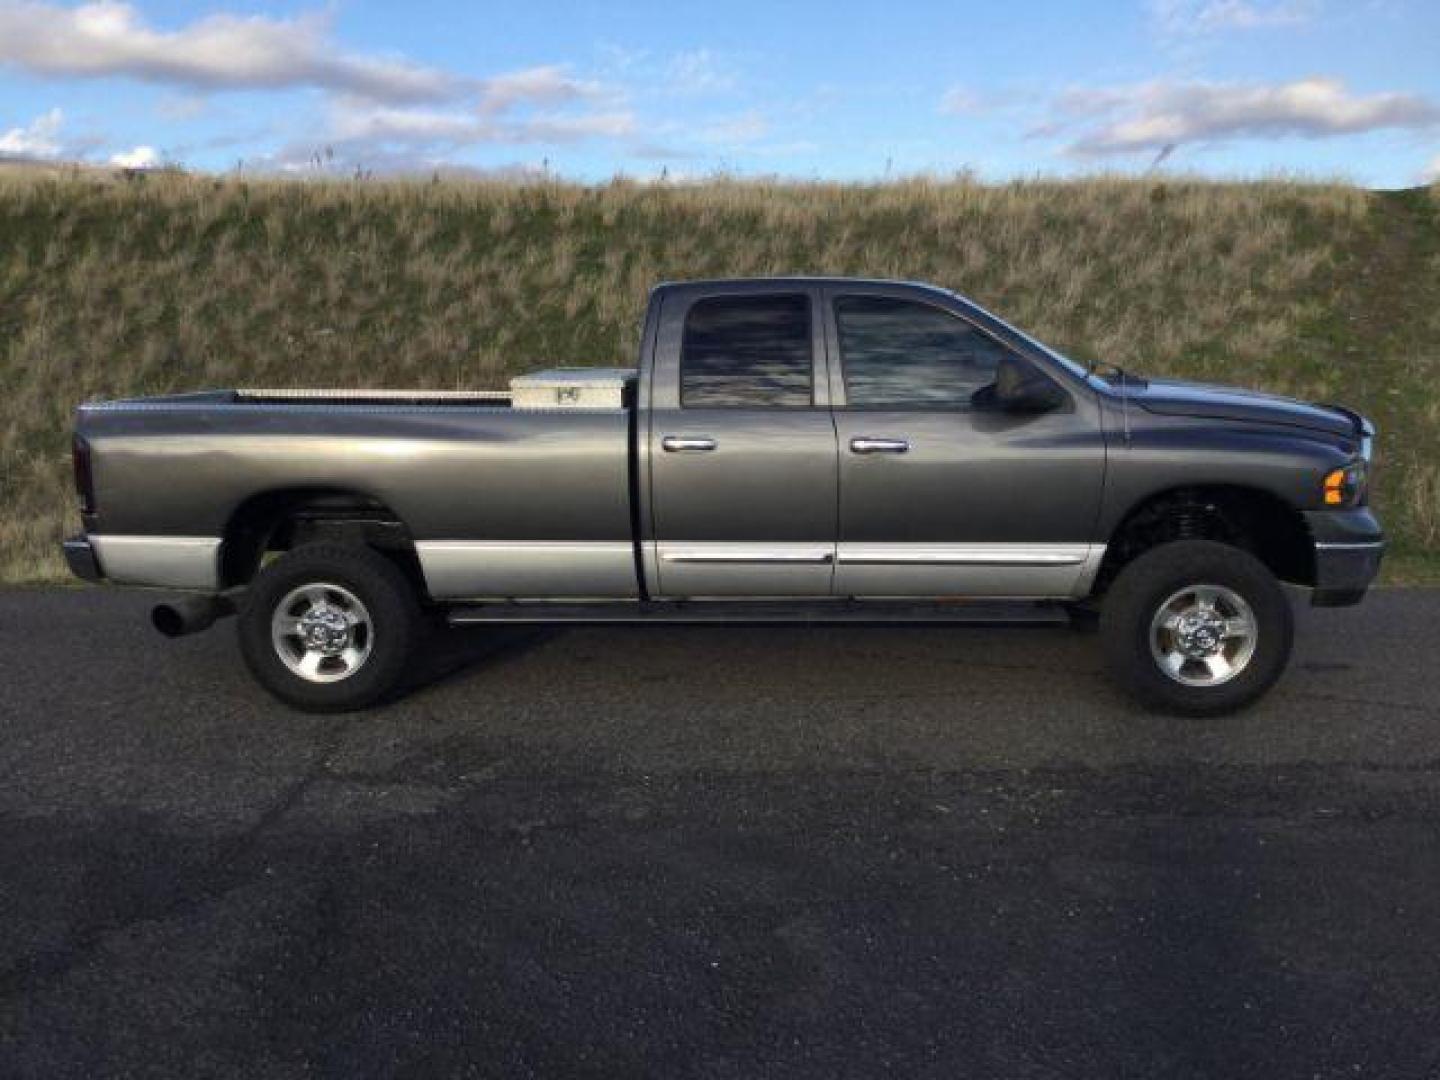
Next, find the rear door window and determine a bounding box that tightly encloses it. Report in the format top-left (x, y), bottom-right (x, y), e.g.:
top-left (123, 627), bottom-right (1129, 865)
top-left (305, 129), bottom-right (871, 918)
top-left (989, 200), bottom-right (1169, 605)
top-left (681, 295), bottom-right (813, 407)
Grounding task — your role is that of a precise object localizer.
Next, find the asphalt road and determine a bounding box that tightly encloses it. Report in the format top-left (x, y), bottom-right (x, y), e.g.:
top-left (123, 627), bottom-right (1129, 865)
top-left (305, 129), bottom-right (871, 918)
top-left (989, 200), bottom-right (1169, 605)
top-left (2, 587), bottom-right (1439, 1079)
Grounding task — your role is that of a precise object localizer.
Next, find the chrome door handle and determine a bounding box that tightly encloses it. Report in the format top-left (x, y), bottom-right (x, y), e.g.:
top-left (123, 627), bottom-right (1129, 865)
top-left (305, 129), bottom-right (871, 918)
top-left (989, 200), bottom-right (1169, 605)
top-left (850, 436), bottom-right (910, 454)
top-left (662, 435), bottom-right (717, 453)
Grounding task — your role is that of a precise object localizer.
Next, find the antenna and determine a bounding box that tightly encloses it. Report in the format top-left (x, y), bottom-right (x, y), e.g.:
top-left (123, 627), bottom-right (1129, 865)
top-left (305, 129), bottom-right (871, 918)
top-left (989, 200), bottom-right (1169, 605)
top-left (1090, 360), bottom-right (1134, 446)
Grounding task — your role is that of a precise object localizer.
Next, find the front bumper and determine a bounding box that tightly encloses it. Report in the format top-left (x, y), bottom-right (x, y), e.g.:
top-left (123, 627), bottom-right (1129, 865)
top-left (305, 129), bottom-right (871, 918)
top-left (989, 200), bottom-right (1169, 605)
top-left (1304, 509), bottom-right (1384, 607)
top-left (62, 534), bottom-right (104, 583)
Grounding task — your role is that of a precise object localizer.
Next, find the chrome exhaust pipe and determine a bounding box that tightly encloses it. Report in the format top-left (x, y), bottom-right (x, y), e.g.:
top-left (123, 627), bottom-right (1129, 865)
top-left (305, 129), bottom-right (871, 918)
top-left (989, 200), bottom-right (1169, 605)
top-left (151, 591), bottom-right (241, 638)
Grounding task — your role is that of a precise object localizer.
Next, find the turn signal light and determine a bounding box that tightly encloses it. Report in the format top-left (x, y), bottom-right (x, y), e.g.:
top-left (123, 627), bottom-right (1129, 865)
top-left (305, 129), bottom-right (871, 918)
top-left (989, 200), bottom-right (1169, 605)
top-left (1323, 460), bottom-right (1368, 507)
top-left (1323, 469), bottom-right (1345, 505)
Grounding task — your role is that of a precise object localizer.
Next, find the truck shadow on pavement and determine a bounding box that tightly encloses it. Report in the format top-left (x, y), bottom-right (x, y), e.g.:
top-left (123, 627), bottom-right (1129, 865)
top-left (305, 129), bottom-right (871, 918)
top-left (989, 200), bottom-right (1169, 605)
top-left (394, 622), bottom-right (560, 703)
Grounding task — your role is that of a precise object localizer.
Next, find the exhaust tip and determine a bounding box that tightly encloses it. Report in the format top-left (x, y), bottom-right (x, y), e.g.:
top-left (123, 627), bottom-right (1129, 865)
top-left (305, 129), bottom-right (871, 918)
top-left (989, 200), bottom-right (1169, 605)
top-left (150, 591), bottom-right (242, 638)
top-left (151, 603), bottom-right (189, 638)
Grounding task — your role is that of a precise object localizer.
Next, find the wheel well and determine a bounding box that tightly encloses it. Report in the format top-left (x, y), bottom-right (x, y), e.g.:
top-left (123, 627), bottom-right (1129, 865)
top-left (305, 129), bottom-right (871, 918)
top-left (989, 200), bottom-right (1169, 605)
top-left (1092, 485), bottom-right (1314, 598)
top-left (220, 488), bottom-right (424, 591)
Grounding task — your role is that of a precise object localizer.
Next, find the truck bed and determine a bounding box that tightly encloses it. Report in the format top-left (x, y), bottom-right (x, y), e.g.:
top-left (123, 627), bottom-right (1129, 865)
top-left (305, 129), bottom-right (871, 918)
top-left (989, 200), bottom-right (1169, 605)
top-left (76, 387), bottom-right (641, 599)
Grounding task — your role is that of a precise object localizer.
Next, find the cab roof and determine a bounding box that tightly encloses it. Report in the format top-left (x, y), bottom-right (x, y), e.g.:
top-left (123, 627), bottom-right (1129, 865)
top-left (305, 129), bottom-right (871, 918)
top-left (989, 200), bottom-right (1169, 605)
top-left (655, 276), bottom-right (952, 293)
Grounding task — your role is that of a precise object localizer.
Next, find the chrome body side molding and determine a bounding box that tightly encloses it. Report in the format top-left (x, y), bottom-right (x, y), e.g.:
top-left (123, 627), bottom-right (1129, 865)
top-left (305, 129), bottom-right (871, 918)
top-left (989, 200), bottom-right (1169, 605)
top-left (660, 544), bottom-right (834, 565)
top-left (90, 535), bottom-right (223, 591)
top-left (836, 543), bottom-right (1091, 566)
top-left (1072, 544), bottom-right (1108, 597)
top-left (652, 541), bottom-right (836, 597)
top-left (416, 540), bottom-right (639, 600)
top-left (647, 541), bottom-right (1106, 599)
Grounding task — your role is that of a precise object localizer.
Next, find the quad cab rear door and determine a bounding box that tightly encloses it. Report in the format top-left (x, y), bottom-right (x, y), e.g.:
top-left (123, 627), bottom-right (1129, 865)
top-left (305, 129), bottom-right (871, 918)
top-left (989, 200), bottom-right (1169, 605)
top-left (645, 284), bottom-right (839, 598)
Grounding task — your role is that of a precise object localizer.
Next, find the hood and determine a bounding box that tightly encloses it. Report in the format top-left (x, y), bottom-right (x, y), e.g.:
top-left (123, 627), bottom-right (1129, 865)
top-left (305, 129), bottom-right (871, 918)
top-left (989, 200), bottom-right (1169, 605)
top-left (1127, 377), bottom-right (1356, 437)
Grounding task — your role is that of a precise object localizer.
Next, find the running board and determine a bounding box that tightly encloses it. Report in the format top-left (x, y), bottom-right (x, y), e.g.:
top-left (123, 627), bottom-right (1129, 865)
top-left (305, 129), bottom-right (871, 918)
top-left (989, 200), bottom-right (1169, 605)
top-left (445, 600), bottom-right (1071, 626)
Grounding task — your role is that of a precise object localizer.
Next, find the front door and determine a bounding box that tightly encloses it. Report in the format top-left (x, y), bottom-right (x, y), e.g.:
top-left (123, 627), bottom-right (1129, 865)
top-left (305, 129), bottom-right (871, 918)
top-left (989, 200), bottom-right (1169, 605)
top-left (648, 288), bottom-right (838, 597)
top-left (824, 288), bottom-right (1106, 598)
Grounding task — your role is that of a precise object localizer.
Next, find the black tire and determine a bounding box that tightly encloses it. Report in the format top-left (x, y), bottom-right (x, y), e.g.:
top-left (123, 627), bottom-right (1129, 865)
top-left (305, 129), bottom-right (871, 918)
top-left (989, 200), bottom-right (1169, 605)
top-left (1099, 539), bottom-right (1293, 716)
top-left (238, 543), bottom-right (422, 713)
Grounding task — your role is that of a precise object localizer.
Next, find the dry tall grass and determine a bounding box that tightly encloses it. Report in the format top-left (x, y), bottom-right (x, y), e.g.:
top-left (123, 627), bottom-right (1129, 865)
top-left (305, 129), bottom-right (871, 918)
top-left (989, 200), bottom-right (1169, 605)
top-left (1, 171), bottom-right (1433, 583)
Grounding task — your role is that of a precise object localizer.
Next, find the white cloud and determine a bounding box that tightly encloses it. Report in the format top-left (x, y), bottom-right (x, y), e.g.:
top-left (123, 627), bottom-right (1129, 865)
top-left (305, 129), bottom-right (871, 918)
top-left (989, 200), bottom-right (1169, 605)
top-left (520, 112), bottom-right (636, 142)
top-left (243, 53), bottom-right (641, 173)
top-left (664, 49), bottom-right (736, 96)
top-left (699, 111), bottom-right (768, 145)
top-left (0, 6), bottom-right (767, 175)
top-left (478, 65), bottom-right (603, 114)
top-left (1422, 153), bottom-right (1440, 183)
top-left (0, 107), bottom-right (64, 157)
top-left (1051, 77), bottom-right (1440, 156)
top-left (0, 0), bottom-right (642, 169)
top-left (938, 87), bottom-right (983, 116)
top-left (0, 1), bottom-right (460, 102)
top-left (274, 95), bottom-right (638, 170)
top-left (938, 86), bottom-right (1034, 120)
top-left (109, 144), bottom-right (159, 168)
top-left (1149, 0), bottom-right (1314, 36)
top-left (329, 105), bottom-right (478, 145)
top-left (327, 100), bottom-right (636, 146)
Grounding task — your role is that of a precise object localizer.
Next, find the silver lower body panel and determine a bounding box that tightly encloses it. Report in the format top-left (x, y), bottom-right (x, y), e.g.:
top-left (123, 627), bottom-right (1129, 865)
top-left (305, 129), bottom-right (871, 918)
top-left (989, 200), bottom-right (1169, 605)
top-left (833, 542), bottom-right (1105, 599)
top-left (90, 535), bottom-right (224, 591)
top-left (80, 534), bottom-right (1106, 603)
top-left (416, 540), bottom-right (639, 600)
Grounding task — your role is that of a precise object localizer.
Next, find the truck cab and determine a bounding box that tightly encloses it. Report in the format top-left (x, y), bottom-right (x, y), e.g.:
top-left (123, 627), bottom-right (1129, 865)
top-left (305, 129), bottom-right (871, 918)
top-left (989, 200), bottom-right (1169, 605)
top-left (640, 278), bottom-right (1106, 599)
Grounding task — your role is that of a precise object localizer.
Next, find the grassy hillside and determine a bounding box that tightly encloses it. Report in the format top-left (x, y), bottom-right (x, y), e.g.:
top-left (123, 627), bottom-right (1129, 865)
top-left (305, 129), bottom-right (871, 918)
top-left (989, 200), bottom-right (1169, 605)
top-left (1, 172), bottom-right (1436, 585)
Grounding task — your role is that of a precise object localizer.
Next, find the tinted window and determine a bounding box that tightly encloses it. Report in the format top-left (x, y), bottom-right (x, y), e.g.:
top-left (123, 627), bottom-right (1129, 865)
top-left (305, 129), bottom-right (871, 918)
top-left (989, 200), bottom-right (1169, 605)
top-left (836, 296), bottom-right (1013, 407)
top-left (682, 295), bottom-right (812, 408)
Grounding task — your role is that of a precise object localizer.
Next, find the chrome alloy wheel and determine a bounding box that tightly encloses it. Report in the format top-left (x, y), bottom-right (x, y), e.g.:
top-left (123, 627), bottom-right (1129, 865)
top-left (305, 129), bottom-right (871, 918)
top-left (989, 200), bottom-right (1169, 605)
top-left (1148, 583), bottom-right (1257, 688)
top-left (270, 583), bottom-right (373, 684)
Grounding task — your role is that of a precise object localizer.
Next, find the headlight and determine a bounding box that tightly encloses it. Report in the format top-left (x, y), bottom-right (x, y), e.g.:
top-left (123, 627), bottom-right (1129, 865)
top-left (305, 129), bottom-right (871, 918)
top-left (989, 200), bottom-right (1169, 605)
top-left (1323, 459), bottom-right (1368, 507)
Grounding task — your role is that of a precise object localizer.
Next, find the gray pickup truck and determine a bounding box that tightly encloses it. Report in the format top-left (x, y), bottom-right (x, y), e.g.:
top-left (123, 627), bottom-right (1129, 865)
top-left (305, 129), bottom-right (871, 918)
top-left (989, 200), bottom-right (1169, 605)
top-left (65, 277), bottom-right (1383, 715)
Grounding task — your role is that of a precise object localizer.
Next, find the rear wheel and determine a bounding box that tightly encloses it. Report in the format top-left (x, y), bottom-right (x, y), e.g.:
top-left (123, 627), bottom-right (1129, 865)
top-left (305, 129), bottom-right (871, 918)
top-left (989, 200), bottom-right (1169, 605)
top-left (1100, 539), bottom-right (1293, 716)
top-left (239, 543), bottom-right (421, 712)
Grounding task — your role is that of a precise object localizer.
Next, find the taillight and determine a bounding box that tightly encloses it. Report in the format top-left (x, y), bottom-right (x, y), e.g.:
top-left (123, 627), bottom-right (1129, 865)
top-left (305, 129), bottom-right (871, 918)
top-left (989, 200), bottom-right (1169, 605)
top-left (72, 434), bottom-right (95, 514)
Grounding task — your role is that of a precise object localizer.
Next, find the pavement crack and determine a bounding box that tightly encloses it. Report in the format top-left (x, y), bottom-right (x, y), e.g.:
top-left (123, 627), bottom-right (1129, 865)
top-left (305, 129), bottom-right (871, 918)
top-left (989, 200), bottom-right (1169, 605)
top-left (0, 714), bottom-right (358, 1000)
top-left (1283, 689), bottom-right (1439, 715)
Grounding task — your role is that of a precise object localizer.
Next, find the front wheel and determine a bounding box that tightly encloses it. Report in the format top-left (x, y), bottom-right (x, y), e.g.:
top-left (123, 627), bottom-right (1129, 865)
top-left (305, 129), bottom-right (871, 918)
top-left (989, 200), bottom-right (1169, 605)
top-left (238, 543), bottom-right (422, 712)
top-left (1099, 539), bottom-right (1293, 716)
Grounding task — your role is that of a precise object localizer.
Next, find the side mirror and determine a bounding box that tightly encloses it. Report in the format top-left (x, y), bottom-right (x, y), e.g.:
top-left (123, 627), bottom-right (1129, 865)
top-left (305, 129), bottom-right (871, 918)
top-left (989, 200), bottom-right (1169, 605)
top-left (974, 355), bottom-right (1068, 413)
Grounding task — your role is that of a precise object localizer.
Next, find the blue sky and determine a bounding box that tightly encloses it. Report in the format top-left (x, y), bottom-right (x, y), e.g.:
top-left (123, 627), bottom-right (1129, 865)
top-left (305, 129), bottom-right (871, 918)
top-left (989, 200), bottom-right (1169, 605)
top-left (1, 0), bottom-right (1437, 185)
